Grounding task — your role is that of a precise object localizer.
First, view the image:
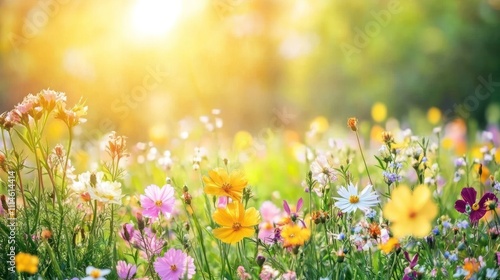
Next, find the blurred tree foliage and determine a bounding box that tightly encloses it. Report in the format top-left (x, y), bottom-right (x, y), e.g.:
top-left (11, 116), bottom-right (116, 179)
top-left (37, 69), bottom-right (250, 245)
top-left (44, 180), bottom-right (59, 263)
top-left (0, 0), bottom-right (499, 141)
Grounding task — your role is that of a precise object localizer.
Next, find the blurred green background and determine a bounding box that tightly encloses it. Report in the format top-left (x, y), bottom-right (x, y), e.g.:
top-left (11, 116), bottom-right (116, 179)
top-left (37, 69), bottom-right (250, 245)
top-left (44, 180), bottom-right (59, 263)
top-left (1, 0), bottom-right (500, 142)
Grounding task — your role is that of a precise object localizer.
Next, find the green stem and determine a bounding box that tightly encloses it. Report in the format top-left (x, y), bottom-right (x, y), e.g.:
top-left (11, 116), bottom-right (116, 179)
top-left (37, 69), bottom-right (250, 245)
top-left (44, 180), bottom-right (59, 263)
top-left (355, 131), bottom-right (373, 185)
top-left (43, 240), bottom-right (64, 279)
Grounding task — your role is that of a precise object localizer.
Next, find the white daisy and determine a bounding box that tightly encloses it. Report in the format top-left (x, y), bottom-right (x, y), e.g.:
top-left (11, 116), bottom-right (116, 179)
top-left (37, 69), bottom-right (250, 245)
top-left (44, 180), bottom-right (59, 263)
top-left (333, 184), bottom-right (379, 213)
top-left (82, 266), bottom-right (111, 280)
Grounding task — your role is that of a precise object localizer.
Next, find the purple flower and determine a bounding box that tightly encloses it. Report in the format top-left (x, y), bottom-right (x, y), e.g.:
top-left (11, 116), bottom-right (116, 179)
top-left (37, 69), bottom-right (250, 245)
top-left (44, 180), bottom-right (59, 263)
top-left (283, 198), bottom-right (303, 222)
top-left (454, 187), bottom-right (498, 224)
top-left (116, 261), bottom-right (137, 280)
top-left (140, 184), bottom-right (175, 221)
top-left (154, 248), bottom-right (196, 279)
top-left (402, 252), bottom-right (419, 280)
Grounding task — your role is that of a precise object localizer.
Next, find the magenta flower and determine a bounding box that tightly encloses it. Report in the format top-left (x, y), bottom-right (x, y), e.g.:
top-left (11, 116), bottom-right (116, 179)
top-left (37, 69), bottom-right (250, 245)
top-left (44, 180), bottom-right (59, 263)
top-left (154, 248), bottom-right (196, 280)
top-left (283, 198), bottom-right (303, 222)
top-left (140, 184), bottom-right (175, 221)
top-left (116, 260), bottom-right (137, 280)
top-left (402, 252), bottom-right (419, 280)
top-left (454, 187), bottom-right (498, 224)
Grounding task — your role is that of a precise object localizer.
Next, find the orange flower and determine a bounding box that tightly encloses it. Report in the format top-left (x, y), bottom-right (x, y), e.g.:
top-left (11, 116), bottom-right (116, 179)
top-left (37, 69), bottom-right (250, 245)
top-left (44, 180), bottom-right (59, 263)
top-left (463, 258), bottom-right (480, 279)
top-left (347, 117), bottom-right (358, 132)
top-left (368, 223), bottom-right (381, 239)
top-left (203, 168), bottom-right (248, 201)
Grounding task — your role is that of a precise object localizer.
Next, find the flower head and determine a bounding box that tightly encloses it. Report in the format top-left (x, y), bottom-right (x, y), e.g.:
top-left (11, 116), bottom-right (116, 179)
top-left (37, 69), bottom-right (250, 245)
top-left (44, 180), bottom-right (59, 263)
top-left (379, 237), bottom-right (399, 254)
top-left (55, 98), bottom-right (88, 127)
top-left (383, 185), bottom-right (438, 238)
top-left (454, 187), bottom-right (498, 224)
top-left (310, 155), bottom-right (337, 186)
top-left (140, 184), bottom-right (175, 221)
top-left (133, 228), bottom-right (165, 256)
top-left (212, 201), bottom-right (260, 244)
top-left (88, 180), bottom-right (122, 204)
top-left (347, 117), bottom-right (358, 131)
top-left (116, 261), bottom-right (137, 280)
top-left (15, 252), bottom-right (39, 274)
top-left (334, 184), bottom-right (379, 213)
top-left (281, 224), bottom-right (311, 248)
top-left (83, 266), bottom-right (111, 280)
top-left (154, 248), bottom-right (196, 280)
top-left (203, 168), bottom-right (248, 201)
top-left (283, 198), bottom-right (303, 223)
top-left (462, 258), bottom-right (480, 280)
top-left (71, 171), bottom-right (122, 204)
top-left (106, 131), bottom-right (129, 160)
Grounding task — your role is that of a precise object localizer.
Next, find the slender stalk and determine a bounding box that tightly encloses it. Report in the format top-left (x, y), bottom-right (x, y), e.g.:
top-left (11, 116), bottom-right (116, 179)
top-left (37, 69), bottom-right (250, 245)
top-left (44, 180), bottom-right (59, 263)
top-left (355, 131), bottom-right (373, 185)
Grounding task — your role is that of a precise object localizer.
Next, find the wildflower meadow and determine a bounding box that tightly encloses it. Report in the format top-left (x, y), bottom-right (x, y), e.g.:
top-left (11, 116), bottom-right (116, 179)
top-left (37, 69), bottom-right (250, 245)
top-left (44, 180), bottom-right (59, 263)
top-left (1, 90), bottom-right (500, 280)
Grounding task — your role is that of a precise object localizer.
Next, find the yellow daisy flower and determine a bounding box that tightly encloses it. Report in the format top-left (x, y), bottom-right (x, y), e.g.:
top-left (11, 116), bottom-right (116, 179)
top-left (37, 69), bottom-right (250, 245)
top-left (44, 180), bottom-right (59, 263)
top-left (281, 224), bottom-right (311, 248)
top-left (383, 185), bottom-right (438, 238)
top-left (16, 252), bottom-right (39, 274)
top-left (203, 168), bottom-right (248, 201)
top-left (212, 201), bottom-right (260, 244)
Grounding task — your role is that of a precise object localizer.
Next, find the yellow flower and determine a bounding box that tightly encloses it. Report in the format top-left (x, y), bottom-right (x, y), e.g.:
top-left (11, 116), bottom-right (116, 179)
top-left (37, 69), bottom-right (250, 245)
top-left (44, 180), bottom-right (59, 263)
top-left (371, 102), bottom-right (387, 123)
top-left (427, 107), bottom-right (441, 124)
top-left (383, 185), bottom-right (438, 238)
top-left (212, 201), bottom-right (260, 244)
top-left (203, 168), bottom-right (248, 201)
top-left (379, 237), bottom-right (399, 254)
top-left (310, 116), bottom-right (329, 133)
top-left (281, 224), bottom-right (311, 248)
top-left (16, 252), bottom-right (39, 274)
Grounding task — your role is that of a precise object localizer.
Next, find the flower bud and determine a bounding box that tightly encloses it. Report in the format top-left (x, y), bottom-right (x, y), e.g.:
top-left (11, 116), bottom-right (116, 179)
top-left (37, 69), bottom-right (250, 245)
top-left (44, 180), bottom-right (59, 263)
top-left (347, 118), bottom-right (358, 132)
top-left (41, 229), bottom-right (52, 240)
top-left (256, 255), bottom-right (266, 267)
top-left (136, 212), bottom-right (145, 231)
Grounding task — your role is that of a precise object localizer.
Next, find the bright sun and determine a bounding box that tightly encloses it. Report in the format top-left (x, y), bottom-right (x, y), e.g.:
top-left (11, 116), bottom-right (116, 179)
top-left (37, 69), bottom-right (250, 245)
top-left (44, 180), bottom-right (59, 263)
top-left (130, 0), bottom-right (183, 38)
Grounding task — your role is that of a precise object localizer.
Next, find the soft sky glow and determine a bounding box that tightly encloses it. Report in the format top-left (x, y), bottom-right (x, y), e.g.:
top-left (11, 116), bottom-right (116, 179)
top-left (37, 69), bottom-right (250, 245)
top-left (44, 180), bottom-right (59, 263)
top-left (130, 0), bottom-right (183, 38)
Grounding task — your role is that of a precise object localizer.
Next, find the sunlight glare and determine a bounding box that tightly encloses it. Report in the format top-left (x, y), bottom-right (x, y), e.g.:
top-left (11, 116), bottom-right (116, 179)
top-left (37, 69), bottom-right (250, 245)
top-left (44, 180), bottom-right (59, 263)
top-left (130, 0), bottom-right (183, 38)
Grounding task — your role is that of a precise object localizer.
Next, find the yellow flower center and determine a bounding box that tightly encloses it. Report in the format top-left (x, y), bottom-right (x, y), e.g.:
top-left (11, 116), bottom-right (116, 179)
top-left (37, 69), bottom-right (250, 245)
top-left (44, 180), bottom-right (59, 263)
top-left (289, 233), bottom-right (295, 238)
top-left (472, 203), bottom-right (479, 211)
top-left (155, 200), bottom-right (163, 206)
top-left (222, 183), bottom-right (231, 192)
top-left (349, 195), bottom-right (359, 204)
top-left (170, 264), bottom-right (178, 271)
top-left (232, 222), bottom-right (241, 231)
top-left (90, 270), bottom-right (101, 278)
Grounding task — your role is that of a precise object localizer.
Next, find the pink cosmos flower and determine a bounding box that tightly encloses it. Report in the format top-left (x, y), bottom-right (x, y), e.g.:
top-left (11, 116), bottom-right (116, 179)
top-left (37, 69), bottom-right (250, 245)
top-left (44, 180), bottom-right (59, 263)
top-left (133, 228), bottom-right (165, 256)
top-left (116, 261), bottom-right (137, 280)
top-left (154, 248), bottom-right (196, 280)
top-left (258, 201), bottom-right (281, 244)
top-left (140, 184), bottom-right (175, 221)
top-left (454, 187), bottom-right (498, 224)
